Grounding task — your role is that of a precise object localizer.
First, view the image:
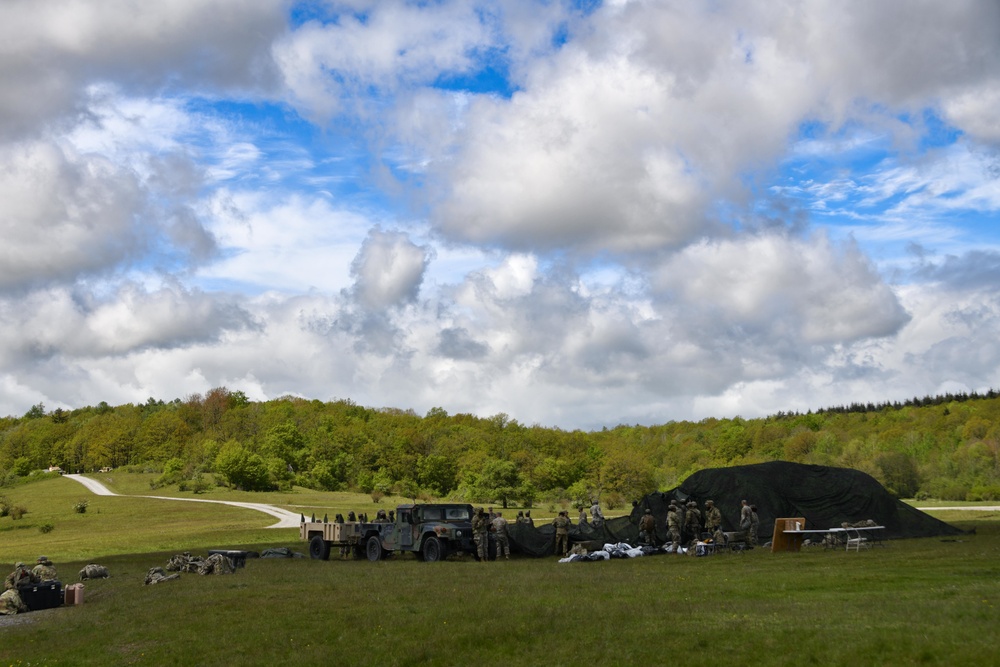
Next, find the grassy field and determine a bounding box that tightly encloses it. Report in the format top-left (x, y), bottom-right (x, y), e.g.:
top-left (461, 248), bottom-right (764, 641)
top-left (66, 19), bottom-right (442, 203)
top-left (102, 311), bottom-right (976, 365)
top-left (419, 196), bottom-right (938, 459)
top-left (1, 478), bottom-right (998, 666)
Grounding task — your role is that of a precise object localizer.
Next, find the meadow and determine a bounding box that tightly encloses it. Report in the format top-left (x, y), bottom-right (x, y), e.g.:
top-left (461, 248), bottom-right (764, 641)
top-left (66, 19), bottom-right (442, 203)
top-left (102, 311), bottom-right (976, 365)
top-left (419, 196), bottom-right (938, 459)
top-left (1, 477), bottom-right (998, 666)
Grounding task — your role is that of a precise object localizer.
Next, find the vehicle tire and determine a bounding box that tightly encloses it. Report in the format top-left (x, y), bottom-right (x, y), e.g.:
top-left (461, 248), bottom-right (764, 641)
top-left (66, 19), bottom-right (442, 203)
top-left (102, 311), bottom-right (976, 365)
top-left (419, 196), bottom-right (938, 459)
top-left (422, 536), bottom-right (448, 562)
top-left (366, 535), bottom-right (383, 562)
top-left (309, 535), bottom-right (330, 561)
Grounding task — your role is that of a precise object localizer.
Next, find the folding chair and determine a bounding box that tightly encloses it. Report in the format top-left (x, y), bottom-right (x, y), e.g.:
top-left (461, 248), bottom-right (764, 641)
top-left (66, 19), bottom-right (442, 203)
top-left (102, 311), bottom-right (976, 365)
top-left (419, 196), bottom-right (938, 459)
top-left (845, 527), bottom-right (871, 552)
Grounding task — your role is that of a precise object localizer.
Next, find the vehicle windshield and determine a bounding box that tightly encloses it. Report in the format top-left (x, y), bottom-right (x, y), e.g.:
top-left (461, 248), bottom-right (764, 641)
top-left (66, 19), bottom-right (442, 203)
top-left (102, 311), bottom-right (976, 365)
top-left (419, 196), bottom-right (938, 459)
top-left (419, 506), bottom-right (471, 521)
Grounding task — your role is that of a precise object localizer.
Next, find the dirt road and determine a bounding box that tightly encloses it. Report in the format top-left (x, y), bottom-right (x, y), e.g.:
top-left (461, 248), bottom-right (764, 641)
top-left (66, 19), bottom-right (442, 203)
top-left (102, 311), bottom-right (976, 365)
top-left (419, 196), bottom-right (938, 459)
top-left (64, 474), bottom-right (302, 528)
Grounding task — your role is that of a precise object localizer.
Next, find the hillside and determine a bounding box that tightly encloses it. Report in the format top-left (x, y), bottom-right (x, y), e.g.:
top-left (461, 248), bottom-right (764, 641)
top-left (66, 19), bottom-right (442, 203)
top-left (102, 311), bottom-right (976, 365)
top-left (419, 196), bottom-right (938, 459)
top-left (2, 388), bottom-right (999, 505)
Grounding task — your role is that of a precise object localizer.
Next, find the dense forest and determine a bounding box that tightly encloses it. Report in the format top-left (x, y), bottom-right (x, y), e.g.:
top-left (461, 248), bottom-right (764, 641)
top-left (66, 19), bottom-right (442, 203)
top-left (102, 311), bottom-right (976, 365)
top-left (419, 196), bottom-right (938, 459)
top-left (2, 388), bottom-right (999, 504)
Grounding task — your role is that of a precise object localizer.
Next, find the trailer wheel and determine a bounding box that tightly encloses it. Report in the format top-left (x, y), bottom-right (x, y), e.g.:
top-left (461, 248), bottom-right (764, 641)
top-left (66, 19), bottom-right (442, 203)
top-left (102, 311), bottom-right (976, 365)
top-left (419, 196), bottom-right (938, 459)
top-left (309, 535), bottom-right (330, 561)
top-left (422, 536), bottom-right (448, 562)
top-left (366, 535), bottom-right (383, 562)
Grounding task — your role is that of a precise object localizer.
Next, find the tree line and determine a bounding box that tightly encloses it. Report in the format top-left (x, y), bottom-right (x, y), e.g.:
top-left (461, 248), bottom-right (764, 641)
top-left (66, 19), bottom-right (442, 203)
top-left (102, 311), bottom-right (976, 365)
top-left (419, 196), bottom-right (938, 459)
top-left (2, 387), bottom-right (999, 503)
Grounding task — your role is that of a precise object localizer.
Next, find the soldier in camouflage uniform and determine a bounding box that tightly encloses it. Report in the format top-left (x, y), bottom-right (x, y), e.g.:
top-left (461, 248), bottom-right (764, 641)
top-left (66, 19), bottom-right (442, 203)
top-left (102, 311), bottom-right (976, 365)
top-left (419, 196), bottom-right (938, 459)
top-left (684, 501), bottom-right (702, 545)
top-left (144, 567), bottom-right (180, 585)
top-left (471, 507), bottom-right (490, 562)
top-left (552, 511), bottom-right (571, 557)
top-left (4, 562), bottom-right (37, 590)
top-left (739, 500), bottom-right (752, 533)
top-left (590, 500), bottom-right (605, 528)
top-left (638, 509), bottom-right (656, 546)
top-left (666, 505), bottom-right (682, 550)
top-left (703, 500), bottom-right (722, 533)
top-left (492, 512), bottom-right (511, 560)
top-left (749, 505), bottom-right (760, 546)
top-left (0, 588), bottom-right (28, 615)
top-left (32, 556), bottom-right (58, 582)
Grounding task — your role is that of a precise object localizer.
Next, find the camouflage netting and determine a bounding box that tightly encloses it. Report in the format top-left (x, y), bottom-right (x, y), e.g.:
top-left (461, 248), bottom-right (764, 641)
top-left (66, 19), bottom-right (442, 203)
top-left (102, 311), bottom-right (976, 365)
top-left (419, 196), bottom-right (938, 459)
top-left (508, 462), bottom-right (965, 558)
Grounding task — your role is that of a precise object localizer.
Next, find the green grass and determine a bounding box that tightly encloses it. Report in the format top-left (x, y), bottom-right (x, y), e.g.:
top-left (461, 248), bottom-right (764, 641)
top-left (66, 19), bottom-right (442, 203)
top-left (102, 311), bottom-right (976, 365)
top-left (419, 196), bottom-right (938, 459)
top-left (0, 476), bottom-right (298, 563)
top-left (1, 523), bottom-right (998, 666)
top-left (2, 477), bottom-right (998, 666)
top-left (91, 471), bottom-right (566, 522)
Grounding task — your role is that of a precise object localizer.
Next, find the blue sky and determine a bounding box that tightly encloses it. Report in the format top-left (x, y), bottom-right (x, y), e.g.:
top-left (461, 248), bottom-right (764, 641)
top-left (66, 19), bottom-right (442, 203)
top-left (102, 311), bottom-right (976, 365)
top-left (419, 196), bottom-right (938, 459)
top-left (1, 0), bottom-right (999, 429)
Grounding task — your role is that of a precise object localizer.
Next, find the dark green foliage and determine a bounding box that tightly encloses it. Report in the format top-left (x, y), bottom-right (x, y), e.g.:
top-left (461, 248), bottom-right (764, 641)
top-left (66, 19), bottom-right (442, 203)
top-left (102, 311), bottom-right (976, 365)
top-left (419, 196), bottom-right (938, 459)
top-left (214, 442), bottom-right (272, 491)
top-left (875, 452), bottom-right (921, 498)
top-left (1, 387), bottom-right (999, 499)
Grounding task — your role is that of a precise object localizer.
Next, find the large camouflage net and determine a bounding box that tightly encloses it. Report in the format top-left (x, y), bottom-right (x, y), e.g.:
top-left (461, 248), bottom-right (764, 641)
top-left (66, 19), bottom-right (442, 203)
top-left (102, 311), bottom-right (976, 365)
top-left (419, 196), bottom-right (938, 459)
top-left (508, 462), bottom-right (965, 558)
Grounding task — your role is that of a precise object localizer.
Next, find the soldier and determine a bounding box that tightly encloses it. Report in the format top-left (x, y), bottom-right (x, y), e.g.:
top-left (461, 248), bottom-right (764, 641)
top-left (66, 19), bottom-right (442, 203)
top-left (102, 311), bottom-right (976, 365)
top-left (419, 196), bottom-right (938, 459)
top-left (374, 509), bottom-right (389, 523)
top-left (347, 511), bottom-right (357, 522)
top-left (703, 500), bottom-right (722, 533)
top-left (0, 587), bottom-right (27, 615)
top-left (749, 505), bottom-right (760, 546)
top-left (144, 567), bottom-right (180, 585)
top-left (388, 510), bottom-right (395, 523)
top-left (516, 510), bottom-right (528, 525)
top-left (4, 562), bottom-right (37, 590)
top-left (32, 556), bottom-right (58, 582)
top-left (492, 512), bottom-right (511, 560)
top-left (578, 507), bottom-right (588, 525)
top-left (666, 505), bottom-right (682, 551)
top-left (590, 499), bottom-right (605, 528)
top-left (684, 501), bottom-right (703, 545)
top-left (471, 507), bottom-right (490, 562)
top-left (524, 510), bottom-right (534, 527)
top-left (638, 508), bottom-right (656, 546)
top-left (713, 525), bottom-right (727, 552)
top-left (488, 507), bottom-right (496, 521)
top-left (740, 500), bottom-right (753, 532)
top-left (553, 511), bottom-right (571, 557)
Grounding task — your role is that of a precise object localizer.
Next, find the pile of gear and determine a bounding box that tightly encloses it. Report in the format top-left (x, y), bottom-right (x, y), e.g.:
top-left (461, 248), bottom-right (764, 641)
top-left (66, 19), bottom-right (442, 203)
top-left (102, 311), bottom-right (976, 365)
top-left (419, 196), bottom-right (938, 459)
top-left (79, 564), bottom-right (110, 580)
top-left (145, 552), bottom-right (236, 585)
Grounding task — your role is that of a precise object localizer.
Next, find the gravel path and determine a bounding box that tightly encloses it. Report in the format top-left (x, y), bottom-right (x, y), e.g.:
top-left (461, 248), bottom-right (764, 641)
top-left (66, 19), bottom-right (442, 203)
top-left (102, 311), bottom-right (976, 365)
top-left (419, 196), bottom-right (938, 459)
top-left (63, 474), bottom-right (302, 529)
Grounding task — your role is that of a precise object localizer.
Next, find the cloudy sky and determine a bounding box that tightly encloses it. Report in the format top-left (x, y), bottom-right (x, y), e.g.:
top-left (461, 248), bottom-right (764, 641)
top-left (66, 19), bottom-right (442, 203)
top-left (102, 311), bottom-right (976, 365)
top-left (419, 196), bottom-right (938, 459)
top-left (1, 0), bottom-right (999, 429)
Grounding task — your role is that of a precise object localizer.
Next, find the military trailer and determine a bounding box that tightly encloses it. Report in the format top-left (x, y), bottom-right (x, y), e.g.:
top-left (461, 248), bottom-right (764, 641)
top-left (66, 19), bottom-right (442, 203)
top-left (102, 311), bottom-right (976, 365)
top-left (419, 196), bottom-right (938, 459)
top-left (300, 503), bottom-right (477, 562)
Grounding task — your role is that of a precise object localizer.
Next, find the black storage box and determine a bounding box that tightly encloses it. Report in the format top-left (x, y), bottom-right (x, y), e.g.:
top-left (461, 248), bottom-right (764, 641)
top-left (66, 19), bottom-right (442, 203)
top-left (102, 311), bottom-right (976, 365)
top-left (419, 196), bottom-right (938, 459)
top-left (20, 580), bottom-right (63, 611)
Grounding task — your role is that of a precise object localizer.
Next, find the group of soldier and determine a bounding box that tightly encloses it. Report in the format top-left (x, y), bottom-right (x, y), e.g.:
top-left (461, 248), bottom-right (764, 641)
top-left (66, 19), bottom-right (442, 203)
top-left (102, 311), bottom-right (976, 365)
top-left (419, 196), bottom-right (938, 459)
top-left (1, 556), bottom-right (59, 615)
top-left (553, 499), bottom-right (604, 556)
top-left (659, 499), bottom-right (760, 550)
top-left (552, 498), bottom-right (762, 556)
top-left (471, 506), bottom-right (515, 561)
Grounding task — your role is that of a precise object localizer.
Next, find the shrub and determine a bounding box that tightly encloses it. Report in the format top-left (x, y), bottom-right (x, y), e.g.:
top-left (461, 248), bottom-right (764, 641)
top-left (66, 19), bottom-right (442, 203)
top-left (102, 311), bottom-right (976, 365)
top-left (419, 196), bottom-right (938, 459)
top-left (371, 490), bottom-right (385, 504)
top-left (9, 505), bottom-right (27, 520)
top-left (179, 474), bottom-right (212, 494)
top-left (12, 457), bottom-right (33, 477)
top-left (73, 500), bottom-right (89, 514)
top-left (967, 485), bottom-right (1000, 502)
top-left (39, 523), bottom-right (54, 534)
top-left (604, 492), bottom-right (625, 510)
top-left (0, 495), bottom-right (9, 517)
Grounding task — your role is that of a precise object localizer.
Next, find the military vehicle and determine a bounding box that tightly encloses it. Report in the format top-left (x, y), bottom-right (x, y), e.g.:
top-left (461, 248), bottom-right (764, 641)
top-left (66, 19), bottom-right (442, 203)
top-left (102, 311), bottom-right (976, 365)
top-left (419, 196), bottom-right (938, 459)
top-left (300, 503), bottom-right (478, 562)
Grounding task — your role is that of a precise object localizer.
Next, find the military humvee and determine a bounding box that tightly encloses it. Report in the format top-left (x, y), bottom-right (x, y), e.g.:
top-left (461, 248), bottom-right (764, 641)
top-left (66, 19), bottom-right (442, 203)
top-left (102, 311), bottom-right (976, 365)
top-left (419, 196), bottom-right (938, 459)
top-left (300, 503), bottom-right (477, 562)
